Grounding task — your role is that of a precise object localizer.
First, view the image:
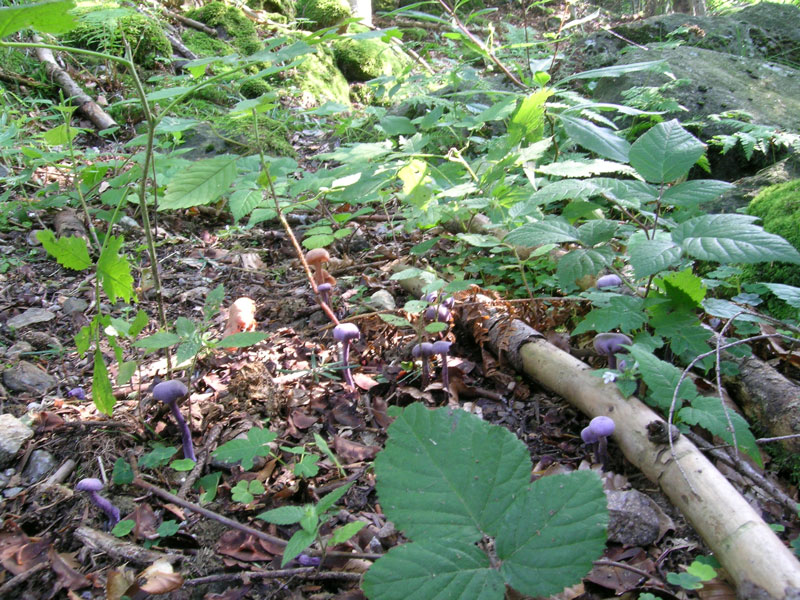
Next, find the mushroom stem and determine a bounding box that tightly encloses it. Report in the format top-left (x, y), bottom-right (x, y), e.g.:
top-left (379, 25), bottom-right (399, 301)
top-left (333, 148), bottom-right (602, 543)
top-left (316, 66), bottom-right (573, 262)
top-left (341, 342), bottom-right (354, 389)
top-left (76, 478), bottom-right (121, 529)
top-left (169, 404), bottom-right (196, 462)
top-left (431, 341), bottom-right (452, 400)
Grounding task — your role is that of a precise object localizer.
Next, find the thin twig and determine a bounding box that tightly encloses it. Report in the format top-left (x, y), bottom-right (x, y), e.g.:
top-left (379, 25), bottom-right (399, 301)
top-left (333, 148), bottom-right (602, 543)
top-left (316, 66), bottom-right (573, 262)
top-left (184, 568), bottom-right (363, 586)
top-left (178, 422), bottom-right (222, 498)
top-left (592, 559), bottom-right (665, 585)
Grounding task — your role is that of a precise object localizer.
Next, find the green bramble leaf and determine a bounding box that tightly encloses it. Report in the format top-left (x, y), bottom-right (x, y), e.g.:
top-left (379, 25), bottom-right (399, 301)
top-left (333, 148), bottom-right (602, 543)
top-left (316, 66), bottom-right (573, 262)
top-left (556, 247), bottom-right (613, 290)
top-left (504, 217), bottom-right (578, 247)
top-left (678, 397), bottom-right (762, 467)
top-left (628, 234), bottom-right (682, 279)
top-left (671, 214), bottom-right (800, 264)
top-left (364, 404), bottom-right (607, 600)
top-left (160, 156), bottom-right (237, 210)
top-left (627, 345), bottom-right (698, 411)
top-left (257, 505), bottom-right (306, 525)
top-left (135, 331), bottom-right (181, 350)
top-left (211, 427), bottom-right (276, 470)
top-left (629, 119), bottom-right (705, 183)
top-left (218, 331), bottom-right (268, 348)
top-left (558, 114), bottom-right (630, 163)
top-left (661, 180), bottom-right (734, 208)
top-left (97, 235), bottom-right (134, 303)
top-left (92, 349), bottom-right (115, 416)
top-left (36, 230), bottom-right (92, 271)
top-left (572, 296), bottom-right (647, 335)
top-left (761, 283), bottom-right (800, 310)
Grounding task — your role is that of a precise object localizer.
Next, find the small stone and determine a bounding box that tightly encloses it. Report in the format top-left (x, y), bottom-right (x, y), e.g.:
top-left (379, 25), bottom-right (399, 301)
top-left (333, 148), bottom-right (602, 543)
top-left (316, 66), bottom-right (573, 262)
top-left (0, 414), bottom-right (33, 468)
top-left (22, 331), bottom-right (62, 352)
top-left (367, 289), bottom-right (396, 311)
top-left (3, 361), bottom-right (58, 394)
top-left (6, 341), bottom-right (34, 360)
top-left (62, 297), bottom-right (88, 315)
top-left (22, 449), bottom-right (56, 485)
top-left (606, 489), bottom-right (673, 546)
top-left (3, 487), bottom-right (24, 499)
top-left (26, 230), bottom-right (43, 246)
top-left (7, 308), bottom-right (55, 329)
top-left (117, 216), bottom-right (140, 230)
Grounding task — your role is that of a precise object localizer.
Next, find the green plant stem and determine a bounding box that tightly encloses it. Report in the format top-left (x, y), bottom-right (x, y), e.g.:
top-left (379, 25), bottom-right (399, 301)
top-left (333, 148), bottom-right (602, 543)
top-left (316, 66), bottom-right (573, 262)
top-left (62, 109), bottom-right (102, 251)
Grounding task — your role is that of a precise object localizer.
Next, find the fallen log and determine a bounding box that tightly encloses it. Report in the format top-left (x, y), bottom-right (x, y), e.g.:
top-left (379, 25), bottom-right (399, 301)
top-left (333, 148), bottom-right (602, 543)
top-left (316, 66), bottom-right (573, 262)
top-left (31, 35), bottom-right (117, 132)
top-left (396, 273), bottom-right (800, 600)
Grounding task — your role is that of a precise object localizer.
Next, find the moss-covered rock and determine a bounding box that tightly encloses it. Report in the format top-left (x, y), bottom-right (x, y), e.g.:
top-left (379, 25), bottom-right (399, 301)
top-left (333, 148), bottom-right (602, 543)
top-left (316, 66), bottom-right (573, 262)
top-left (296, 0), bottom-right (351, 30)
top-left (186, 2), bottom-right (262, 55)
top-left (239, 78), bottom-right (272, 98)
top-left (247, 0), bottom-right (295, 18)
top-left (181, 29), bottom-right (235, 57)
top-left (62, 10), bottom-right (171, 68)
top-left (285, 45), bottom-right (351, 105)
top-left (333, 37), bottom-right (409, 82)
top-left (217, 112), bottom-right (296, 157)
top-left (740, 179), bottom-right (800, 319)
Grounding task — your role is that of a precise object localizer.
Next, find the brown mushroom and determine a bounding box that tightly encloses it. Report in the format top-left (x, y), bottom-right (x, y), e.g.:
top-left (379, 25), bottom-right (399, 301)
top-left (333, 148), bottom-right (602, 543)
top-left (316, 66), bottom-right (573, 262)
top-left (222, 297), bottom-right (257, 351)
top-left (306, 248), bottom-right (332, 287)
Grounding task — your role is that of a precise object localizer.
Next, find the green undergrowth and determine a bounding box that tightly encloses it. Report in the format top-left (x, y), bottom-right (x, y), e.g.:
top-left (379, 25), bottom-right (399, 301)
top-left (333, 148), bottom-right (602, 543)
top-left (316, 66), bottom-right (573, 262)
top-left (296, 0), bottom-right (351, 30)
top-left (186, 1), bottom-right (262, 55)
top-left (218, 112), bottom-right (296, 157)
top-left (740, 179), bottom-right (800, 319)
top-left (181, 29), bottom-right (235, 58)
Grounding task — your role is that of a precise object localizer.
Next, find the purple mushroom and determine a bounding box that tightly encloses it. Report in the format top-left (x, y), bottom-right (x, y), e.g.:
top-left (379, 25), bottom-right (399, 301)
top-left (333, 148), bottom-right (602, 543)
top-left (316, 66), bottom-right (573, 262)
top-left (431, 340), bottom-right (452, 398)
top-left (593, 332), bottom-right (632, 370)
top-left (76, 477), bottom-right (120, 528)
top-left (333, 323), bottom-right (361, 389)
top-left (596, 274), bottom-right (622, 289)
top-left (424, 304), bottom-right (451, 323)
top-left (412, 342), bottom-right (435, 388)
top-left (581, 415), bottom-right (616, 470)
top-left (153, 379), bottom-right (196, 462)
top-left (318, 282), bottom-right (332, 307)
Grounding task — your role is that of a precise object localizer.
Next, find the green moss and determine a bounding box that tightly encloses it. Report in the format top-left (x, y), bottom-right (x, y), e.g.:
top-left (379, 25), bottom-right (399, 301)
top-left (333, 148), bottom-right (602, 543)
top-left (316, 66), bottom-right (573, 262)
top-left (287, 45), bottom-right (351, 105)
top-left (186, 2), bottom-right (262, 55)
top-left (247, 0), bottom-right (295, 18)
top-left (239, 78), bottom-right (271, 98)
top-left (181, 29), bottom-right (235, 57)
top-left (62, 10), bottom-right (171, 68)
top-left (740, 179), bottom-right (800, 319)
top-left (373, 0), bottom-right (397, 12)
top-left (218, 112), bottom-right (296, 157)
top-left (296, 0), bottom-right (351, 30)
top-left (400, 27), bottom-right (428, 42)
top-left (333, 38), bottom-right (409, 82)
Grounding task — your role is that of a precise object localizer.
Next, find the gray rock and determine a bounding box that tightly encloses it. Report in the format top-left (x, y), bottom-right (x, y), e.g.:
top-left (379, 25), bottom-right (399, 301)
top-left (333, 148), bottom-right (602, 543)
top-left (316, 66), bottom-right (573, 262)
top-left (3, 487), bottom-right (24, 499)
top-left (0, 414), bottom-right (33, 468)
top-left (3, 361), bottom-right (58, 394)
top-left (6, 341), bottom-right (34, 360)
top-left (22, 449), bottom-right (56, 485)
top-left (7, 307), bottom-right (56, 329)
top-left (707, 154), bottom-right (800, 214)
top-left (62, 297), bottom-right (88, 315)
top-left (606, 489), bottom-right (673, 546)
top-left (22, 331), bottom-right (63, 352)
top-left (368, 289), bottom-right (396, 311)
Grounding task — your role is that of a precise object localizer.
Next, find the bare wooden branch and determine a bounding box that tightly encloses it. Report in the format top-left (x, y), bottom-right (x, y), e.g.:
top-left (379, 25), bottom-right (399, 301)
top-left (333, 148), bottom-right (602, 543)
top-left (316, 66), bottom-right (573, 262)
top-left (74, 525), bottom-right (183, 566)
top-left (31, 35), bottom-right (117, 132)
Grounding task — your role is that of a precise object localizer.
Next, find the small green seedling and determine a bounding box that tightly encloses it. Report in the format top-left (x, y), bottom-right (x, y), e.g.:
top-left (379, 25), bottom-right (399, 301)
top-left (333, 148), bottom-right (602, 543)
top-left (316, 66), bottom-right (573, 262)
top-left (231, 479), bottom-right (266, 504)
top-left (257, 481), bottom-right (366, 566)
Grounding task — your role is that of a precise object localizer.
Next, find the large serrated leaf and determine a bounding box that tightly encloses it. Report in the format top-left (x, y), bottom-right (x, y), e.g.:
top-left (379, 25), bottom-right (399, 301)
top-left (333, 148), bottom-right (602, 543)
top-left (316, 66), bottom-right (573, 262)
top-left (671, 214), bottom-right (800, 264)
top-left (628, 344), bottom-right (698, 410)
top-left (577, 220), bottom-right (617, 247)
top-left (363, 541), bottom-right (505, 600)
top-left (160, 156), bottom-right (237, 210)
top-left (559, 114), bottom-right (630, 163)
top-left (211, 427), bottom-right (276, 470)
top-left (498, 471), bottom-right (608, 598)
top-left (628, 237), bottom-right (682, 278)
top-left (662, 180), bottom-right (734, 208)
top-left (374, 404), bottom-right (531, 543)
top-left (629, 119), bottom-right (705, 184)
top-left (572, 295), bottom-right (648, 335)
top-left (504, 218), bottom-right (578, 247)
top-left (0, 0), bottom-right (76, 38)
top-left (556, 247), bottom-right (612, 290)
top-left (679, 397), bottom-right (762, 467)
top-left (761, 283), bottom-right (800, 309)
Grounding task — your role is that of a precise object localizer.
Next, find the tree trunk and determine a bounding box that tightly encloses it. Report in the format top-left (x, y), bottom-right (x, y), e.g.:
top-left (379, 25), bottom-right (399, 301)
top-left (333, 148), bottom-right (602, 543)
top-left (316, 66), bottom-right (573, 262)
top-left (348, 0), bottom-right (372, 26)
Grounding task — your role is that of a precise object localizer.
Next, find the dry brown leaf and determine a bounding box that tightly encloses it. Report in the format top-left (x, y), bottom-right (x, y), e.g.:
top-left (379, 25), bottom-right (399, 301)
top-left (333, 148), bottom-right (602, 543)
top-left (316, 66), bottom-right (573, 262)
top-left (48, 547), bottom-right (90, 591)
top-left (106, 567), bottom-right (136, 600)
top-left (136, 559), bottom-right (184, 594)
top-left (353, 372), bottom-right (379, 390)
top-left (129, 503), bottom-right (159, 540)
top-left (333, 436), bottom-right (379, 463)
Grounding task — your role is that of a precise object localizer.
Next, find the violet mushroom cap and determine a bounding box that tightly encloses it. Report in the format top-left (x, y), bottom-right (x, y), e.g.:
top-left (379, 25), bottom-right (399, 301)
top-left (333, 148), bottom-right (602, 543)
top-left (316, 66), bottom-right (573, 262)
top-left (593, 332), bottom-right (632, 370)
top-left (424, 304), bottom-right (451, 323)
top-left (589, 415), bottom-right (615, 438)
top-left (596, 274), bottom-right (622, 289)
top-left (153, 379), bottom-right (196, 462)
top-left (581, 426), bottom-right (599, 444)
top-left (317, 282), bottom-right (332, 306)
top-left (76, 477), bottom-right (120, 527)
top-left (333, 323), bottom-right (361, 388)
